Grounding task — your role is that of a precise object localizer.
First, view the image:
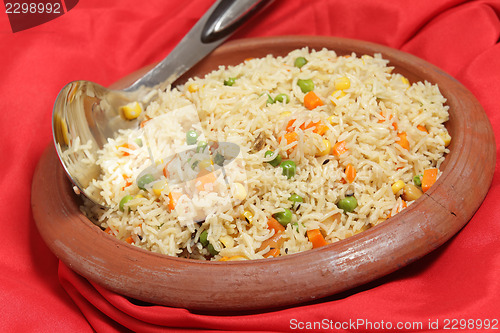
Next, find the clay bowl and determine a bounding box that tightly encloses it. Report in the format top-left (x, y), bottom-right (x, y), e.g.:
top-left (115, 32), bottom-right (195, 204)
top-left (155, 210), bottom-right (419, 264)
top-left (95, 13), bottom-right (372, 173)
top-left (32, 36), bottom-right (496, 312)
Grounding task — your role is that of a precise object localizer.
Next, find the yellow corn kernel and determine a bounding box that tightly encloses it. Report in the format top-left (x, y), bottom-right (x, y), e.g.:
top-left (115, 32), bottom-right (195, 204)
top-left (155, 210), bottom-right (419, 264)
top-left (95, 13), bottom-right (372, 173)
top-left (198, 159), bottom-right (214, 171)
top-left (152, 179), bottom-right (167, 196)
top-left (125, 194), bottom-right (145, 210)
top-left (334, 76), bottom-right (351, 90)
top-left (121, 101), bottom-right (142, 120)
top-left (242, 210), bottom-right (254, 224)
top-left (219, 255), bottom-right (246, 261)
top-left (188, 83), bottom-right (199, 93)
top-left (188, 84), bottom-right (198, 92)
top-left (280, 111), bottom-right (292, 118)
top-left (316, 139), bottom-right (331, 157)
top-left (392, 180), bottom-right (405, 195)
top-left (220, 235), bottom-right (235, 248)
top-left (439, 131), bottom-right (452, 147)
top-left (232, 182), bottom-right (247, 201)
top-left (401, 76), bottom-right (410, 86)
top-left (361, 55), bottom-right (372, 65)
top-left (327, 115), bottom-right (336, 125)
top-left (330, 90), bottom-right (346, 105)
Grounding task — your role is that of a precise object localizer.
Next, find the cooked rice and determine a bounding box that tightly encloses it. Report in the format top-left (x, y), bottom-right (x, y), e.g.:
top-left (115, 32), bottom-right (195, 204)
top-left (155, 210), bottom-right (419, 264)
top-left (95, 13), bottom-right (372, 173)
top-left (80, 47), bottom-right (450, 260)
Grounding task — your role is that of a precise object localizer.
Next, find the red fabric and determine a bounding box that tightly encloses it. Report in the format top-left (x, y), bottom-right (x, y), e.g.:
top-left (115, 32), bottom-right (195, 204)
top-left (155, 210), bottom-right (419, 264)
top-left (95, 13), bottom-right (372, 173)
top-left (1, 0), bottom-right (499, 332)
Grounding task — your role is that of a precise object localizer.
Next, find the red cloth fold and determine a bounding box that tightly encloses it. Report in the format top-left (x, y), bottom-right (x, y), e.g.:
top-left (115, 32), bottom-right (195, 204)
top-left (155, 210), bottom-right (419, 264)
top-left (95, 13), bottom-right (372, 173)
top-left (2, 0), bottom-right (499, 332)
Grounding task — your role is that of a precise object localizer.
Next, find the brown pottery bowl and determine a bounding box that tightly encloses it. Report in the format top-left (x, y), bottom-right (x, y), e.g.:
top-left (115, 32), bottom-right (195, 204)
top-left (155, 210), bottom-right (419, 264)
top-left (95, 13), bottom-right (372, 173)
top-left (32, 36), bottom-right (496, 311)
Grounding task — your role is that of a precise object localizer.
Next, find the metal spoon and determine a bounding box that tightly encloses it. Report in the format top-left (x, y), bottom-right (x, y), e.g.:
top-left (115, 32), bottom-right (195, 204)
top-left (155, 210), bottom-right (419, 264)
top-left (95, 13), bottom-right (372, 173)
top-left (52, 0), bottom-right (272, 207)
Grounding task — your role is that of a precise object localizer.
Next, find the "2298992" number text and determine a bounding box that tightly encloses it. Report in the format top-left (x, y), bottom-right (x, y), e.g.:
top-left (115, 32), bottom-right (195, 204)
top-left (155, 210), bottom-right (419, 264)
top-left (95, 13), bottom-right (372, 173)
top-left (5, 2), bottom-right (62, 14)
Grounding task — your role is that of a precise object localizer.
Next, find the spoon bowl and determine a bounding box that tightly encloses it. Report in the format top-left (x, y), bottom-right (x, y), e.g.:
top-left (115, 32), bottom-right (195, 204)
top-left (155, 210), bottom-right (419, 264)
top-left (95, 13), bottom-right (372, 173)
top-left (52, 0), bottom-right (273, 208)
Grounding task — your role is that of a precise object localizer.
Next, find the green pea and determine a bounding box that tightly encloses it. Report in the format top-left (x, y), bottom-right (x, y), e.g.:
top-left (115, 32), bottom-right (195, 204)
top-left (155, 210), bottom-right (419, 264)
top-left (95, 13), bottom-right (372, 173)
top-left (199, 230), bottom-right (219, 255)
top-left (137, 174), bottom-right (155, 190)
top-left (196, 140), bottom-right (208, 153)
top-left (297, 79), bottom-right (314, 93)
top-left (119, 195), bottom-right (133, 212)
top-left (294, 56), bottom-right (308, 68)
top-left (337, 196), bottom-right (358, 213)
top-left (413, 174), bottom-right (422, 187)
top-left (224, 77), bottom-right (236, 86)
top-left (288, 193), bottom-right (304, 209)
top-left (274, 93), bottom-right (290, 104)
top-left (199, 230), bottom-right (209, 247)
top-left (214, 152), bottom-right (225, 166)
top-left (288, 193), bottom-right (304, 203)
top-left (264, 150), bottom-right (282, 167)
top-left (207, 243), bottom-right (219, 256)
top-left (134, 138), bottom-right (143, 147)
top-left (280, 160), bottom-right (296, 179)
top-left (273, 208), bottom-right (293, 226)
top-left (186, 130), bottom-right (199, 145)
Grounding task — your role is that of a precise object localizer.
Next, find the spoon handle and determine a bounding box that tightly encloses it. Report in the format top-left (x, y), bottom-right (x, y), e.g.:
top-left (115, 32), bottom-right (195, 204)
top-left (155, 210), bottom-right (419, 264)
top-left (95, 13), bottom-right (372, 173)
top-left (125, 0), bottom-right (273, 92)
